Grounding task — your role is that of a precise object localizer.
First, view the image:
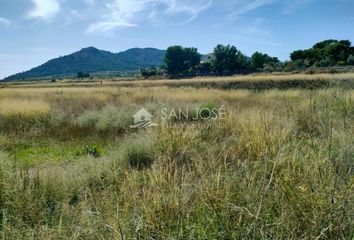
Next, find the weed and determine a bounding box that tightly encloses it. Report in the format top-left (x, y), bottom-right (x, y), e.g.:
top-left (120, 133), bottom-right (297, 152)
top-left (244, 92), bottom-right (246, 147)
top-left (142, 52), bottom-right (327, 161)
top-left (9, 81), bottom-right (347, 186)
top-left (77, 144), bottom-right (101, 158)
top-left (122, 133), bottom-right (156, 170)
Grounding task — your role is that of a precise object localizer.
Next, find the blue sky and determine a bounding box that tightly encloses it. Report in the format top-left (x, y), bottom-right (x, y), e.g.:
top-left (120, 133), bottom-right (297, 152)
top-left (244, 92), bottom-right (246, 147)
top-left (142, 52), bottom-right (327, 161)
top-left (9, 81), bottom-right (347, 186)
top-left (0, 0), bottom-right (353, 79)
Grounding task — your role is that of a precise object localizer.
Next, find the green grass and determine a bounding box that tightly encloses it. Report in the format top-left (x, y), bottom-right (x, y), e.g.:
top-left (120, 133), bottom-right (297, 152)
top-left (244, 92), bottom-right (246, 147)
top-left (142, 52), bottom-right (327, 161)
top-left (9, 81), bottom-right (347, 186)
top-left (0, 137), bottom-right (107, 166)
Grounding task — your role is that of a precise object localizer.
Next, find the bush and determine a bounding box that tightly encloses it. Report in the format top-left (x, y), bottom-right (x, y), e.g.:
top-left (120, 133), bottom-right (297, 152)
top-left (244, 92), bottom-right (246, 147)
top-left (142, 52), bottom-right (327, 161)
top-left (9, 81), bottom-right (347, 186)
top-left (96, 105), bottom-right (133, 133)
top-left (140, 67), bottom-right (163, 79)
top-left (347, 55), bottom-right (354, 65)
top-left (283, 61), bottom-right (298, 72)
top-left (122, 135), bottom-right (156, 170)
top-left (337, 60), bottom-right (346, 66)
top-left (75, 105), bottom-right (134, 133)
top-left (76, 110), bottom-right (100, 128)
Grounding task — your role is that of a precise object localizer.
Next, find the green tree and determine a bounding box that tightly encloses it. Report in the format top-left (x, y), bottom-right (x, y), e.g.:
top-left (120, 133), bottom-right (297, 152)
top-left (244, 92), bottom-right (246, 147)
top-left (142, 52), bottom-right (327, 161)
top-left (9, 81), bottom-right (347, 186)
top-left (327, 40), bottom-right (352, 64)
top-left (164, 46), bottom-right (201, 75)
top-left (290, 39), bottom-right (353, 67)
top-left (251, 52), bottom-right (279, 71)
top-left (315, 57), bottom-right (333, 67)
top-left (212, 44), bottom-right (246, 75)
top-left (313, 39), bottom-right (338, 49)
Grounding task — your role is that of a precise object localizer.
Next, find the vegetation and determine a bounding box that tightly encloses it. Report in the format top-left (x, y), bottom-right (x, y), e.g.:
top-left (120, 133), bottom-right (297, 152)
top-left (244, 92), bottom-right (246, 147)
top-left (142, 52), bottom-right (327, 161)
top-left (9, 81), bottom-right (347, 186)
top-left (0, 74), bottom-right (353, 239)
top-left (251, 51), bottom-right (280, 71)
top-left (4, 47), bottom-right (166, 81)
top-left (348, 55), bottom-right (354, 65)
top-left (211, 44), bottom-right (248, 75)
top-left (77, 71), bottom-right (90, 78)
top-left (4, 39), bottom-right (354, 81)
top-left (139, 67), bottom-right (164, 79)
top-left (123, 134), bottom-right (156, 170)
top-left (76, 144), bottom-right (102, 158)
top-left (161, 39), bottom-right (354, 77)
top-left (290, 40), bottom-right (354, 67)
top-left (164, 46), bottom-right (201, 75)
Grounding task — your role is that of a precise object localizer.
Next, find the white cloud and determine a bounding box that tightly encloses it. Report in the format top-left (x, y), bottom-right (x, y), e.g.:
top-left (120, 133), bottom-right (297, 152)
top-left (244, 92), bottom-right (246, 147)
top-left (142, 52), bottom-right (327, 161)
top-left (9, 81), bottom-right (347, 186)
top-left (282, 0), bottom-right (313, 14)
top-left (228, 0), bottom-right (277, 20)
top-left (245, 18), bottom-right (271, 36)
top-left (26, 0), bottom-right (60, 21)
top-left (246, 27), bottom-right (270, 36)
top-left (86, 0), bottom-right (212, 34)
top-left (227, 0), bottom-right (312, 18)
top-left (164, 0), bottom-right (213, 22)
top-left (0, 17), bottom-right (11, 27)
top-left (86, 1), bottom-right (145, 33)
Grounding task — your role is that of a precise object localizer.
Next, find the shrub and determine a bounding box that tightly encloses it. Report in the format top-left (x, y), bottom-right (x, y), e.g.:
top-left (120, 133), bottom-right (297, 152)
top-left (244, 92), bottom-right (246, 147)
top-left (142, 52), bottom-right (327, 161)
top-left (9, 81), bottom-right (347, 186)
top-left (283, 61), bottom-right (298, 72)
top-left (76, 110), bottom-right (100, 128)
top-left (75, 105), bottom-right (134, 133)
top-left (126, 145), bottom-right (153, 170)
top-left (337, 60), bottom-right (346, 66)
top-left (140, 67), bottom-right (163, 79)
top-left (122, 134), bottom-right (156, 170)
top-left (347, 55), bottom-right (354, 65)
top-left (96, 105), bottom-right (133, 133)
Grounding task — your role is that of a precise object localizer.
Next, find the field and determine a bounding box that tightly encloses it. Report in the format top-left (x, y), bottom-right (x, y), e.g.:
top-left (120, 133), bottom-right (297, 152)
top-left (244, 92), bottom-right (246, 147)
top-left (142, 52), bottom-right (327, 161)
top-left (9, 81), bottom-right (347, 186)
top-left (0, 73), bottom-right (353, 239)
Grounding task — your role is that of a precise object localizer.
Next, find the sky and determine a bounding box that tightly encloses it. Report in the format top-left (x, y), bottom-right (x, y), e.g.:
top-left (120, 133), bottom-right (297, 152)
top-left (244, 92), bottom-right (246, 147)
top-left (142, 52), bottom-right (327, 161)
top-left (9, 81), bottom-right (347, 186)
top-left (0, 0), bottom-right (354, 79)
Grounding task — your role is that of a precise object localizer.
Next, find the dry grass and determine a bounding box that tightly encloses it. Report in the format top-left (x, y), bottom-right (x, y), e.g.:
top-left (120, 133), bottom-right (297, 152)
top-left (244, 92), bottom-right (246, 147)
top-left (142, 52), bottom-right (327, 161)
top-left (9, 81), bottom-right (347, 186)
top-left (0, 98), bottom-right (50, 117)
top-left (1, 72), bottom-right (353, 89)
top-left (0, 75), bottom-right (353, 239)
top-left (1, 86), bottom-right (353, 105)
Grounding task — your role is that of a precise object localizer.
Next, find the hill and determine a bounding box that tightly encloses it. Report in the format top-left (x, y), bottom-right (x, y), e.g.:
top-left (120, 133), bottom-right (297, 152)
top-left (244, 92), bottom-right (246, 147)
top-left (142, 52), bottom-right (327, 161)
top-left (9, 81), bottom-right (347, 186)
top-left (4, 47), bottom-right (166, 81)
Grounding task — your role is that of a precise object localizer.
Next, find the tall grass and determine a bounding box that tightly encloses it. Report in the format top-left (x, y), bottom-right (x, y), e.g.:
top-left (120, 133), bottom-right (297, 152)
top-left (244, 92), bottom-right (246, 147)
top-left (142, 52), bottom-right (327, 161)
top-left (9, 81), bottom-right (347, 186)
top-left (0, 99), bottom-right (50, 117)
top-left (0, 81), bottom-right (353, 239)
top-left (76, 105), bottom-right (135, 133)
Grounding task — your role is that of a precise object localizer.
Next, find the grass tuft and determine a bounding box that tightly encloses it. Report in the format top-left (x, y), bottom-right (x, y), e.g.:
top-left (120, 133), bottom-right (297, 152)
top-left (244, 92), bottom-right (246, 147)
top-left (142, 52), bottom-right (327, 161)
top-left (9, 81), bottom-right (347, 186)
top-left (122, 133), bottom-right (156, 170)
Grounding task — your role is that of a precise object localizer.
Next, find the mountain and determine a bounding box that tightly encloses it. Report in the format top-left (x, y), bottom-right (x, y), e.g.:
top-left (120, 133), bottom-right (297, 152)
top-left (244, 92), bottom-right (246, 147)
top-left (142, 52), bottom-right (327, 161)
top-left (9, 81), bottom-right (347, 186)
top-left (4, 47), bottom-right (166, 81)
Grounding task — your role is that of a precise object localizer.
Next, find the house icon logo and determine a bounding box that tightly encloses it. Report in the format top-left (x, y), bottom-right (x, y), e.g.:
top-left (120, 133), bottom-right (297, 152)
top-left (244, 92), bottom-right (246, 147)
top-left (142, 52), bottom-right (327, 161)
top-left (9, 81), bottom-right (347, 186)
top-left (130, 108), bottom-right (158, 129)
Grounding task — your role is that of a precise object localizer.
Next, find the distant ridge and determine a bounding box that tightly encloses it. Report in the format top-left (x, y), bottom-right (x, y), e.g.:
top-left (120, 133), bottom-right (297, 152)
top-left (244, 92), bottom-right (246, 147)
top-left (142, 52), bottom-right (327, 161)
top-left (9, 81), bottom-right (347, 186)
top-left (4, 47), bottom-right (166, 81)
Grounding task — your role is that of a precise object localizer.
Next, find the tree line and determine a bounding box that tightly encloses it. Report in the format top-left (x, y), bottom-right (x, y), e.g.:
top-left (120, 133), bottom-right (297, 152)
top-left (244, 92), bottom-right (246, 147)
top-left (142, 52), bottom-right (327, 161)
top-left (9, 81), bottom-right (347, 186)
top-left (290, 40), bottom-right (354, 68)
top-left (140, 39), bottom-right (354, 78)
